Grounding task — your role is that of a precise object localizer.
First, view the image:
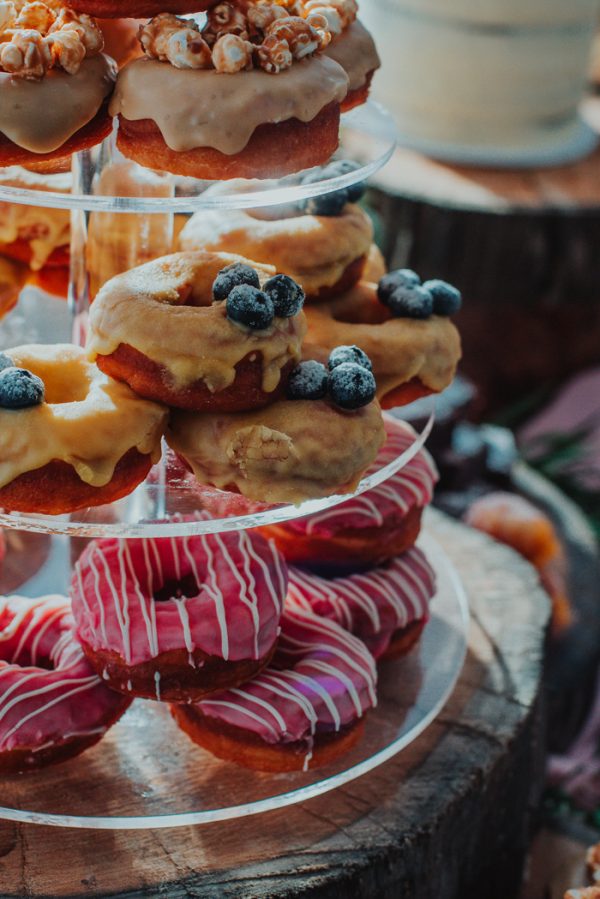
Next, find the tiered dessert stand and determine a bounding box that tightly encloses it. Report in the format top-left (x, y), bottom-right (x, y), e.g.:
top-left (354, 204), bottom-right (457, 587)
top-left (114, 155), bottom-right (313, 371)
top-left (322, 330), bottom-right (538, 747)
top-left (0, 100), bottom-right (549, 898)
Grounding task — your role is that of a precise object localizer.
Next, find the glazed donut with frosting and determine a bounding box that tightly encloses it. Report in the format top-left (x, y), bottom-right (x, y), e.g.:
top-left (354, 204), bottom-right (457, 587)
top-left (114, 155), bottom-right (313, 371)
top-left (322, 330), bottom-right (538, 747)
top-left (110, 7), bottom-right (349, 179)
top-left (87, 252), bottom-right (307, 412)
top-left (71, 530), bottom-right (288, 702)
top-left (172, 602), bottom-right (377, 771)
top-left (0, 3), bottom-right (116, 166)
top-left (287, 547), bottom-right (437, 661)
top-left (167, 349), bottom-right (385, 504)
top-left (305, 274), bottom-right (462, 408)
top-left (0, 344), bottom-right (167, 515)
top-left (0, 255), bottom-right (28, 318)
top-left (261, 417), bottom-right (438, 569)
top-left (0, 594), bottom-right (130, 773)
top-left (0, 168), bottom-right (70, 274)
top-left (179, 166), bottom-right (374, 301)
top-left (324, 18), bottom-right (380, 111)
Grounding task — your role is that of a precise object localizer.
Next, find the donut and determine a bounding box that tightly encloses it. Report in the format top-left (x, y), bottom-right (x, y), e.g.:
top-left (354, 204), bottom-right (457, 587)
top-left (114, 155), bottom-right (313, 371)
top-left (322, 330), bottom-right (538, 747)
top-left (67, 1), bottom-right (217, 17)
top-left (171, 602), bottom-right (377, 771)
top-left (0, 344), bottom-right (167, 515)
top-left (109, 11), bottom-right (349, 179)
top-left (71, 529), bottom-right (288, 702)
top-left (87, 252), bottom-right (307, 412)
top-left (0, 5), bottom-right (116, 166)
top-left (324, 20), bottom-right (381, 112)
top-left (0, 168), bottom-right (71, 274)
top-left (179, 198), bottom-right (374, 301)
top-left (304, 278), bottom-right (462, 409)
top-left (87, 161), bottom-right (175, 298)
top-left (0, 594), bottom-right (130, 773)
top-left (464, 492), bottom-right (572, 637)
top-left (363, 244), bottom-right (386, 283)
top-left (260, 418), bottom-right (438, 569)
top-left (0, 255), bottom-right (28, 319)
top-left (98, 18), bottom-right (144, 68)
top-left (287, 547), bottom-right (436, 662)
top-left (167, 390), bottom-right (385, 505)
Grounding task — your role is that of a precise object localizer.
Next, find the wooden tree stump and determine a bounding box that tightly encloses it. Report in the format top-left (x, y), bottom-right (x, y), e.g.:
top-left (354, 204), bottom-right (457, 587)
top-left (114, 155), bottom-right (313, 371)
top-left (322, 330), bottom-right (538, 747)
top-left (0, 512), bottom-right (550, 899)
top-left (369, 99), bottom-right (600, 411)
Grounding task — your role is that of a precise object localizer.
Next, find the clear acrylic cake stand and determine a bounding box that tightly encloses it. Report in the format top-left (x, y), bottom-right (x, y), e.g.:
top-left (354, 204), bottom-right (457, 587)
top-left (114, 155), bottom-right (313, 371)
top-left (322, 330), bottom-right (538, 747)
top-left (0, 100), bottom-right (469, 828)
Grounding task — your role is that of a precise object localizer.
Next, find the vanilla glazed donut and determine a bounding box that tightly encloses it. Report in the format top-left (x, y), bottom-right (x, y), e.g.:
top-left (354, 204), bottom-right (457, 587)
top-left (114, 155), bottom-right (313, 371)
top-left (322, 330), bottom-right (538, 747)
top-left (260, 417), bottom-right (438, 569)
top-left (87, 251), bottom-right (307, 412)
top-left (287, 547), bottom-right (437, 661)
top-left (0, 4), bottom-right (116, 166)
top-left (179, 200), bottom-right (374, 301)
top-left (71, 529), bottom-right (288, 701)
top-left (304, 279), bottom-right (462, 408)
top-left (109, 8), bottom-right (349, 179)
top-left (324, 19), bottom-right (381, 111)
top-left (171, 602), bottom-right (377, 771)
top-left (0, 344), bottom-right (167, 515)
top-left (0, 594), bottom-right (130, 773)
top-left (167, 392), bottom-right (385, 505)
top-left (0, 168), bottom-right (71, 274)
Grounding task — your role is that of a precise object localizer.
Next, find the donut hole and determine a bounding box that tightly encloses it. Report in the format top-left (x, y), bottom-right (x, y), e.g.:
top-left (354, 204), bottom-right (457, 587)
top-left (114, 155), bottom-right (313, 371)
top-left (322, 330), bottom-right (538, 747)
top-left (154, 573), bottom-right (200, 603)
top-left (17, 354), bottom-right (93, 405)
top-left (332, 301), bottom-right (388, 326)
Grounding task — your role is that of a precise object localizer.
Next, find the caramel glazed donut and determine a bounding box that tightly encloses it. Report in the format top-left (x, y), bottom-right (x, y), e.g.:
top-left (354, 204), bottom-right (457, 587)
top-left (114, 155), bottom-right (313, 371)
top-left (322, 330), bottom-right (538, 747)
top-left (109, 5), bottom-right (351, 179)
top-left (87, 252), bottom-right (307, 412)
top-left (0, 345), bottom-right (167, 515)
top-left (304, 270), bottom-right (463, 409)
top-left (179, 161), bottom-right (378, 301)
top-left (0, 3), bottom-right (117, 167)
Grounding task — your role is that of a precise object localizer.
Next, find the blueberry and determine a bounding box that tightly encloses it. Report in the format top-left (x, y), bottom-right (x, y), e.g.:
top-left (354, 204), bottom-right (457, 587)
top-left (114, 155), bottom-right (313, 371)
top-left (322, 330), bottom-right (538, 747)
top-left (0, 353), bottom-right (13, 372)
top-left (328, 345), bottom-right (372, 372)
top-left (377, 269), bottom-right (421, 306)
top-left (387, 284), bottom-right (433, 319)
top-left (263, 274), bottom-right (305, 318)
top-left (226, 285), bottom-right (274, 330)
top-left (327, 160), bottom-right (365, 203)
top-left (303, 190), bottom-right (349, 217)
top-left (0, 368), bottom-right (44, 409)
top-left (213, 263), bottom-right (260, 303)
top-left (423, 279), bottom-right (462, 316)
top-left (286, 361), bottom-right (328, 400)
top-left (329, 362), bottom-right (376, 410)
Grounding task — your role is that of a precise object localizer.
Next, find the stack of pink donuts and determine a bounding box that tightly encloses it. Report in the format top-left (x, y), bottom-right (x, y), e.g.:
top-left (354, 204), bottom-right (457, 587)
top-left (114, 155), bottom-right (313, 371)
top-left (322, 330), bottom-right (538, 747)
top-left (0, 418), bottom-right (438, 774)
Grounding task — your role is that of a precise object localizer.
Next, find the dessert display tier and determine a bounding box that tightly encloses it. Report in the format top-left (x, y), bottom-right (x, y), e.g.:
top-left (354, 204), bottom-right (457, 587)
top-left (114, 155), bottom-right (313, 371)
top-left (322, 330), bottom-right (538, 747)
top-left (0, 102), bottom-right (396, 214)
top-left (0, 528), bottom-right (467, 829)
top-left (0, 410), bottom-right (433, 537)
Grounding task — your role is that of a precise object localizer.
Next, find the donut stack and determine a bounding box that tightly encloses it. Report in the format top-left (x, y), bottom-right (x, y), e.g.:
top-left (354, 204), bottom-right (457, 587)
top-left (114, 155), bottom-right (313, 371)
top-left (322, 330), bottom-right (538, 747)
top-left (0, 414), bottom-right (438, 774)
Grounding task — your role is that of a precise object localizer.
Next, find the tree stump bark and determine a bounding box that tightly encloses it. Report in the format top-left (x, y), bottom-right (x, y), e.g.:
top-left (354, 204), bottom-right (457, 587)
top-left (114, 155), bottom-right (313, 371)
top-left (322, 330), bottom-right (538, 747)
top-left (369, 99), bottom-right (600, 412)
top-left (0, 512), bottom-right (550, 899)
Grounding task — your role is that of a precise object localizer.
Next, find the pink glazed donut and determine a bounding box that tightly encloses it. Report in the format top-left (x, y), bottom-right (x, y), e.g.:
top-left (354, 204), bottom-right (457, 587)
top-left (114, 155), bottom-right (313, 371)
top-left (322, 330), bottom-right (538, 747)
top-left (287, 547), bottom-right (436, 660)
top-left (0, 594), bottom-right (130, 773)
top-left (260, 418), bottom-right (438, 571)
top-left (172, 603), bottom-right (377, 772)
top-left (71, 531), bottom-right (287, 702)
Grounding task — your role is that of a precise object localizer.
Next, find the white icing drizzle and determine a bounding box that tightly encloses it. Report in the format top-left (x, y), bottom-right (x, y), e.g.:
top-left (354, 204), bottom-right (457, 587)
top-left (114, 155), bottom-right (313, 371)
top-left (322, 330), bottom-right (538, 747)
top-left (72, 532), bottom-right (287, 667)
top-left (197, 603), bottom-right (377, 763)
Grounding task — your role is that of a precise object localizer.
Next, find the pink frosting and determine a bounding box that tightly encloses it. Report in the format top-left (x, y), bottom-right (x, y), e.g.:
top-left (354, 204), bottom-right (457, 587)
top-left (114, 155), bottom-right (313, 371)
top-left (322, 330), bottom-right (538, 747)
top-left (0, 594), bottom-right (129, 757)
top-left (197, 603), bottom-right (377, 764)
top-left (287, 547), bottom-right (436, 659)
top-left (284, 418), bottom-right (438, 537)
top-left (71, 532), bottom-right (288, 666)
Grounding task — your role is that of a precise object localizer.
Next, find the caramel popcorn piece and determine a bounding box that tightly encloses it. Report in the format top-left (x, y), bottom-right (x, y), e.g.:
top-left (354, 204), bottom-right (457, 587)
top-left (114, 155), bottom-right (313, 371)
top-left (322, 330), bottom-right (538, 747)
top-left (257, 31), bottom-right (292, 72)
top-left (212, 32), bottom-right (253, 73)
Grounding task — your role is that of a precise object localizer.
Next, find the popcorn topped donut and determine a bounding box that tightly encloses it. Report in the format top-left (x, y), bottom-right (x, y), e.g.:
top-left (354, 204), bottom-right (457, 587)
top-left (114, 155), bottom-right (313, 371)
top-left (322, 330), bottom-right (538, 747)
top-left (0, 0), bottom-right (104, 78)
top-left (138, 0), bottom-right (352, 74)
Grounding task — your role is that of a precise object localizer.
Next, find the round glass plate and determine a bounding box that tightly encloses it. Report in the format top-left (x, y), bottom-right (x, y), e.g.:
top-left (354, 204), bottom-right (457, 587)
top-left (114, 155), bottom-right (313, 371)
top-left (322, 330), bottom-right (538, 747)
top-left (0, 529), bottom-right (468, 829)
top-left (0, 102), bottom-right (397, 214)
top-left (0, 409), bottom-right (434, 538)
